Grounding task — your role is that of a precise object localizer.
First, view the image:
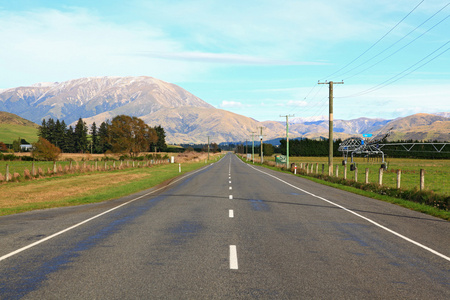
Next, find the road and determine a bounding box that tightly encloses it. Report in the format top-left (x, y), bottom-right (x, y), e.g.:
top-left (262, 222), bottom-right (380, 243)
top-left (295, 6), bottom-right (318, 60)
top-left (0, 153), bottom-right (449, 299)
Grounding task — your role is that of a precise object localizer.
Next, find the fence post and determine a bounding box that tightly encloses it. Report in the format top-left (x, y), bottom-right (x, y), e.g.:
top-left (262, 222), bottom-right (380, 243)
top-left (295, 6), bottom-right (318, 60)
top-left (396, 170), bottom-right (401, 189)
top-left (32, 162), bottom-right (36, 177)
top-left (344, 166), bottom-right (347, 180)
top-left (322, 164), bottom-right (325, 174)
top-left (420, 169), bottom-right (425, 191)
top-left (365, 168), bottom-right (369, 184)
top-left (70, 161), bottom-right (73, 170)
top-left (53, 161), bottom-right (57, 173)
top-left (105, 161), bottom-right (107, 170)
top-left (316, 163), bottom-right (319, 173)
top-left (354, 167), bottom-right (358, 182)
top-left (6, 164), bottom-right (10, 182)
top-left (95, 161), bottom-right (98, 171)
top-left (335, 165), bottom-right (339, 177)
top-left (306, 163), bottom-right (309, 174)
top-left (378, 168), bottom-right (383, 186)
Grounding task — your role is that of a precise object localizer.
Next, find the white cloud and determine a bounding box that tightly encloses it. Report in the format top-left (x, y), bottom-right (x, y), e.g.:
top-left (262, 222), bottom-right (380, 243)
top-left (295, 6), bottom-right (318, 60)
top-left (219, 101), bottom-right (251, 108)
top-left (0, 8), bottom-right (207, 88)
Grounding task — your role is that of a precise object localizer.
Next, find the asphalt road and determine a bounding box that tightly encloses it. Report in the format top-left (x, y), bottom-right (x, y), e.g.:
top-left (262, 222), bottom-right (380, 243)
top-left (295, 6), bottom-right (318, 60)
top-left (0, 153), bottom-right (449, 299)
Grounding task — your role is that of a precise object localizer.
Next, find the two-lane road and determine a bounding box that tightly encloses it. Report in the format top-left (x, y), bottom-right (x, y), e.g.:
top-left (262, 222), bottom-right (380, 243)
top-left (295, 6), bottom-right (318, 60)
top-left (1, 153), bottom-right (449, 299)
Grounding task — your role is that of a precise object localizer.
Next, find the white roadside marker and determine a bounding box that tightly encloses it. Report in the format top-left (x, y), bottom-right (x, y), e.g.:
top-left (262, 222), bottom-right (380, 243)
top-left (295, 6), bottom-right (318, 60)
top-left (229, 209), bottom-right (234, 218)
top-left (230, 245), bottom-right (238, 269)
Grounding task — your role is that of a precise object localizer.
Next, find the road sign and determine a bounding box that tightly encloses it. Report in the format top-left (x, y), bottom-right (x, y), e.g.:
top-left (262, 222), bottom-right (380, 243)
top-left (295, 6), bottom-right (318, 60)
top-left (362, 134), bottom-right (372, 138)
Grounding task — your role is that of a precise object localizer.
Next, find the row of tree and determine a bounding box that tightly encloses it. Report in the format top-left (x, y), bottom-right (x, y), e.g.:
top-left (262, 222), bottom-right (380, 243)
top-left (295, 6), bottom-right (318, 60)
top-left (38, 116), bottom-right (167, 156)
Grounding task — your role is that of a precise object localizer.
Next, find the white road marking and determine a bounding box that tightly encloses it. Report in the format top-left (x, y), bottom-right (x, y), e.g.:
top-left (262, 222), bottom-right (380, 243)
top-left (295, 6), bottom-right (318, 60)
top-left (249, 164), bottom-right (450, 262)
top-left (229, 195), bottom-right (233, 200)
top-left (229, 181), bottom-right (231, 184)
top-left (229, 209), bottom-right (234, 218)
top-left (230, 245), bottom-right (238, 269)
top-left (0, 164), bottom-right (214, 263)
top-left (229, 186), bottom-right (232, 190)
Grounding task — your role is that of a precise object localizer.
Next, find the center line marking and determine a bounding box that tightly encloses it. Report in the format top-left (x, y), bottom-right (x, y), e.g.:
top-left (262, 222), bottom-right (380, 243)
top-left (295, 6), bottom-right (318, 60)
top-left (229, 181), bottom-right (231, 184)
top-left (229, 195), bottom-right (233, 199)
top-left (230, 245), bottom-right (238, 269)
top-left (229, 209), bottom-right (234, 218)
top-left (229, 186), bottom-right (232, 190)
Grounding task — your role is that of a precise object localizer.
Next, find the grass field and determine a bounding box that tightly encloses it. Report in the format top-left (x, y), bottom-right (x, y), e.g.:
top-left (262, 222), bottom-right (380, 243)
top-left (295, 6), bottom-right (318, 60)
top-left (0, 154), bottom-right (222, 216)
top-left (0, 124), bottom-right (39, 144)
top-left (268, 156), bottom-right (450, 196)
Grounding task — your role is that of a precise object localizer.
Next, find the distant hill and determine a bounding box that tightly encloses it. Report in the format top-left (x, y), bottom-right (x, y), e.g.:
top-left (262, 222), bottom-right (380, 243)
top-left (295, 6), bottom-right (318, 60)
top-left (1, 76), bottom-right (448, 143)
top-left (0, 111), bottom-right (39, 144)
top-left (375, 113), bottom-right (450, 142)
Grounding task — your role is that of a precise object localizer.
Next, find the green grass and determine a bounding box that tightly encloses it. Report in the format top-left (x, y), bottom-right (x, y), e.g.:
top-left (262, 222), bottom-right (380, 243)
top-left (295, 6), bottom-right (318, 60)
top-left (0, 159), bottom-right (214, 216)
top-left (243, 156), bottom-right (450, 221)
top-left (0, 124), bottom-right (39, 144)
top-left (269, 156), bottom-right (450, 196)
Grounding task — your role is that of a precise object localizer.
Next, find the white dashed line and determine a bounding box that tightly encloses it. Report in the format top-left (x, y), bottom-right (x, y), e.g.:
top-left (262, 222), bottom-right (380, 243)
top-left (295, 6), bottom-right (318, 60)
top-left (229, 195), bottom-right (233, 200)
top-left (229, 186), bottom-right (232, 190)
top-left (230, 245), bottom-right (238, 269)
top-left (229, 209), bottom-right (234, 218)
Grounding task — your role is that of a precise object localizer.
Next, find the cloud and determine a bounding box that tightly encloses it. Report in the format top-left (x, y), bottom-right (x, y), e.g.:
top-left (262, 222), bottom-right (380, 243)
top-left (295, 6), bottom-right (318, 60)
top-left (138, 51), bottom-right (326, 66)
top-left (219, 101), bottom-right (251, 108)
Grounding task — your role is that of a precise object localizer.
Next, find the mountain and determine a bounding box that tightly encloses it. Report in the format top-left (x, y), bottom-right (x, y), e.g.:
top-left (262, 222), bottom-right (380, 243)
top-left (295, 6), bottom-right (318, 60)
top-left (1, 76), bottom-right (449, 144)
top-left (141, 106), bottom-right (264, 144)
top-left (375, 113), bottom-right (450, 142)
top-left (0, 76), bottom-right (212, 125)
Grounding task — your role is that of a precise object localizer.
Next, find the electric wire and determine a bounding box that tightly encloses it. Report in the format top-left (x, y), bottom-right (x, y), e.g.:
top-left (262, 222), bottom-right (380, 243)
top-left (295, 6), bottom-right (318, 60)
top-left (338, 40), bottom-right (450, 98)
top-left (343, 13), bottom-right (449, 81)
top-left (340, 3), bottom-right (450, 80)
top-left (320, 0), bottom-right (425, 81)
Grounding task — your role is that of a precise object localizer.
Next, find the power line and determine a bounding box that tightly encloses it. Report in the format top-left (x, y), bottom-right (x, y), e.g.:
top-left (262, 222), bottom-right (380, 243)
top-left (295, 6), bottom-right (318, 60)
top-left (340, 4), bottom-right (450, 80)
top-left (321, 0), bottom-right (425, 80)
top-left (343, 13), bottom-right (450, 81)
top-left (338, 40), bottom-right (450, 98)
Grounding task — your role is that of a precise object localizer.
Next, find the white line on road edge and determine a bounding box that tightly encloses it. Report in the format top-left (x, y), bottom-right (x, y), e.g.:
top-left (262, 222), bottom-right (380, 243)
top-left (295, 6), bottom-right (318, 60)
top-left (0, 164), bottom-right (214, 263)
top-left (229, 209), bottom-right (234, 218)
top-left (230, 245), bottom-right (238, 269)
top-left (249, 164), bottom-right (450, 262)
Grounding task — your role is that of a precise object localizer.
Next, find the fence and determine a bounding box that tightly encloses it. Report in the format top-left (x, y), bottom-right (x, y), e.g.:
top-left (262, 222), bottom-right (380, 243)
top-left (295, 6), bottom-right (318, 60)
top-left (0, 159), bottom-right (170, 183)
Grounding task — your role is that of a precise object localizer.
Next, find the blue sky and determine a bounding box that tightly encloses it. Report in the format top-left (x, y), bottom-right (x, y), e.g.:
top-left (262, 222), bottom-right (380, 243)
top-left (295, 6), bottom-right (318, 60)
top-left (0, 0), bottom-right (449, 121)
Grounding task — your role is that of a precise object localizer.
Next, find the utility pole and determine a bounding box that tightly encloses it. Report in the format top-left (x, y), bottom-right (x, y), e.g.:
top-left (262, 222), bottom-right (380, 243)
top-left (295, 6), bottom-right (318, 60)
top-left (258, 127), bottom-right (264, 164)
top-left (318, 80), bottom-right (344, 175)
top-left (251, 132), bottom-right (256, 164)
top-left (207, 136), bottom-right (210, 161)
top-left (280, 114), bottom-right (294, 169)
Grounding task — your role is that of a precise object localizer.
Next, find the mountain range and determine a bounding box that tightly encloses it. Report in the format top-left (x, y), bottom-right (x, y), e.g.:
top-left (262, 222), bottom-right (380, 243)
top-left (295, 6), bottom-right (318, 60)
top-left (0, 76), bottom-right (449, 143)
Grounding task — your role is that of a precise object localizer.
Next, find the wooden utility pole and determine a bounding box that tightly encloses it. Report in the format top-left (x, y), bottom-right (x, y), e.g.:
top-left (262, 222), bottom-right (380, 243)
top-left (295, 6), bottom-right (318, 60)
top-left (251, 132), bottom-right (256, 164)
top-left (207, 136), bottom-right (210, 161)
top-left (318, 80), bottom-right (343, 175)
top-left (258, 127), bottom-right (264, 163)
top-left (280, 114), bottom-right (294, 169)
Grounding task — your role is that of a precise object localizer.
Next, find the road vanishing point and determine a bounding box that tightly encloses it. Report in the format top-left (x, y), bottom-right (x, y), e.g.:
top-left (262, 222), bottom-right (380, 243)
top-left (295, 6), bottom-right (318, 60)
top-left (0, 153), bottom-right (449, 299)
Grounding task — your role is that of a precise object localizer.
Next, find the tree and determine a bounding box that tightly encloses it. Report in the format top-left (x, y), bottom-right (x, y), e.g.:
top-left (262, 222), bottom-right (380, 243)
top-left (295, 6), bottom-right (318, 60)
top-left (108, 115), bottom-right (157, 157)
top-left (74, 118), bottom-right (88, 153)
top-left (152, 125), bottom-right (166, 152)
top-left (91, 122), bottom-right (99, 154)
top-left (263, 143), bottom-right (274, 156)
top-left (0, 142), bottom-right (8, 152)
top-left (98, 121), bottom-right (111, 153)
top-left (32, 137), bottom-right (61, 161)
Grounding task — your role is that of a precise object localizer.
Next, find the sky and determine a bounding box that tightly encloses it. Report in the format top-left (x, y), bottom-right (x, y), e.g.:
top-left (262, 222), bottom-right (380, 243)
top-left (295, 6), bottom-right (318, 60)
top-left (0, 0), bottom-right (449, 122)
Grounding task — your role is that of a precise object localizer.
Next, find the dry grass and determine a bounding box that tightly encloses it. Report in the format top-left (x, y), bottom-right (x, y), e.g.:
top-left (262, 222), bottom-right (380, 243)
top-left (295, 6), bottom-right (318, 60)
top-left (0, 171), bottom-right (147, 209)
